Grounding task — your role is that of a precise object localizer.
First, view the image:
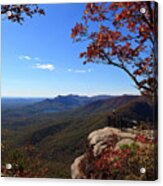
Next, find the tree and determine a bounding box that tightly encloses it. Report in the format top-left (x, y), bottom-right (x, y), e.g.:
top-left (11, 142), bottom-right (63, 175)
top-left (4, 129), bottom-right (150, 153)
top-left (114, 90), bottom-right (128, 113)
top-left (1, 4), bottom-right (45, 24)
top-left (71, 2), bottom-right (158, 98)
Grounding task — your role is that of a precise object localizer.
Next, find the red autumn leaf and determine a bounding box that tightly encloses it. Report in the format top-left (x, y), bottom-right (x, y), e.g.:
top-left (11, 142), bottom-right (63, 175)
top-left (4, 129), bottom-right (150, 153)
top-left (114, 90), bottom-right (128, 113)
top-left (71, 1), bottom-right (158, 97)
top-left (80, 52), bottom-right (87, 58)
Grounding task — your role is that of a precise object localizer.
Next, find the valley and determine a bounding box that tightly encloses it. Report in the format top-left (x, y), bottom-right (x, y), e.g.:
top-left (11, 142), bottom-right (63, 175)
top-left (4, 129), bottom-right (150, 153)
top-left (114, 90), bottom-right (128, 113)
top-left (1, 94), bottom-right (154, 178)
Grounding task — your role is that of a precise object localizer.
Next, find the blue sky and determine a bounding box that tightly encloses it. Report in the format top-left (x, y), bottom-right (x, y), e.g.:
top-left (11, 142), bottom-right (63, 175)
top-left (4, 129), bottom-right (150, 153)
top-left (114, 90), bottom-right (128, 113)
top-left (1, 3), bottom-right (139, 98)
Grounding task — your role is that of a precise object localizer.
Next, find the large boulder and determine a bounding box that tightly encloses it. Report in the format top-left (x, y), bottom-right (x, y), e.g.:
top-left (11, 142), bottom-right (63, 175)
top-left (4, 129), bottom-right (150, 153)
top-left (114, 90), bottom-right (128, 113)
top-left (87, 127), bottom-right (136, 157)
top-left (71, 127), bottom-right (155, 180)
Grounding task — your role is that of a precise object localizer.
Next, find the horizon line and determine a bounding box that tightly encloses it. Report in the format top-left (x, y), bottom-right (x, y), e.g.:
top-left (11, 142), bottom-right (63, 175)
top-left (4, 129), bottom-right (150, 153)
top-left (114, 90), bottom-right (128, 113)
top-left (1, 93), bottom-right (140, 99)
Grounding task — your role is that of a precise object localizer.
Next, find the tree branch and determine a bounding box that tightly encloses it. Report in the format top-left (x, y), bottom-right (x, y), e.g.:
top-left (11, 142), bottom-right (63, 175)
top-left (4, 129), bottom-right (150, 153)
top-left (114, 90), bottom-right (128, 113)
top-left (102, 51), bottom-right (152, 92)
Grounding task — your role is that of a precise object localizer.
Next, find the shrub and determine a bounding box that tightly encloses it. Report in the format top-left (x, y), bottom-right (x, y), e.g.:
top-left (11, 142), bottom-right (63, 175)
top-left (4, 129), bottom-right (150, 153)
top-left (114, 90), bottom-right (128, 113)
top-left (79, 131), bottom-right (157, 180)
top-left (1, 144), bottom-right (48, 178)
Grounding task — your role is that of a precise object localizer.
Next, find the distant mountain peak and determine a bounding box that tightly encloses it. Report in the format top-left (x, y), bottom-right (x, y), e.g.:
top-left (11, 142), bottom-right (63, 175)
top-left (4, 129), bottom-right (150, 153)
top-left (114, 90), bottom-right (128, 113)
top-left (56, 94), bottom-right (87, 98)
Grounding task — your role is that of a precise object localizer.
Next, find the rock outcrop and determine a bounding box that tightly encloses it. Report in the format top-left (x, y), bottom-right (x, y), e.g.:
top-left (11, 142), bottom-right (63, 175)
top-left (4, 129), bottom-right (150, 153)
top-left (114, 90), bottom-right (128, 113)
top-left (87, 127), bottom-right (136, 157)
top-left (71, 154), bottom-right (86, 179)
top-left (71, 127), bottom-right (155, 180)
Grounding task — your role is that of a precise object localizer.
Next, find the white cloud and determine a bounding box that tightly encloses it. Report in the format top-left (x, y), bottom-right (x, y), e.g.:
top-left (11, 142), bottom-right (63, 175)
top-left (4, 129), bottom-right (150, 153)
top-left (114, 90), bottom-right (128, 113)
top-left (33, 63), bottom-right (55, 71)
top-left (34, 57), bottom-right (41, 62)
top-left (18, 55), bottom-right (55, 71)
top-left (19, 55), bottom-right (31, 61)
top-left (68, 69), bottom-right (72, 72)
top-left (19, 55), bottom-right (41, 62)
top-left (68, 68), bottom-right (93, 73)
top-left (75, 70), bottom-right (87, 73)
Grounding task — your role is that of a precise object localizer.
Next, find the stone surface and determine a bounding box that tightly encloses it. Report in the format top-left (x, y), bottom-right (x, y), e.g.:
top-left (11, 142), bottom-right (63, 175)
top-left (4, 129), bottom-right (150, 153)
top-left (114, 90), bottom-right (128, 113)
top-left (71, 154), bottom-right (86, 179)
top-left (71, 127), bottom-right (153, 179)
top-left (88, 127), bottom-right (136, 156)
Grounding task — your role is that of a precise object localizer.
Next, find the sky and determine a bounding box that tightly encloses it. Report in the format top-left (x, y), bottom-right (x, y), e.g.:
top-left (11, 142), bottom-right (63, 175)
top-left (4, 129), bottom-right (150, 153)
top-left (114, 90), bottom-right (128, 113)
top-left (1, 3), bottom-right (140, 98)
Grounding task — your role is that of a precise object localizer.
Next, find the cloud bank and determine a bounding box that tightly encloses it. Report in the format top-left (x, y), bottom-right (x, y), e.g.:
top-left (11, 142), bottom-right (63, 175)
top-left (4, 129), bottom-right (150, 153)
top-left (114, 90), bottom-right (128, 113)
top-left (33, 63), bottom-right (55, 71)
top-left (19, 55), bottom-right (55, 71)
top-left (18, 55), bottom-right (31, 61)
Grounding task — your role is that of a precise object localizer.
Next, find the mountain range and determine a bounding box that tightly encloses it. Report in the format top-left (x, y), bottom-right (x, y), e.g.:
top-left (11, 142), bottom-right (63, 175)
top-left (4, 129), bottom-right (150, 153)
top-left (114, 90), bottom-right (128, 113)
top-left (2, 94), bottom-right (154, 178)
top-left (1, 94), bottom-right (114, 117)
